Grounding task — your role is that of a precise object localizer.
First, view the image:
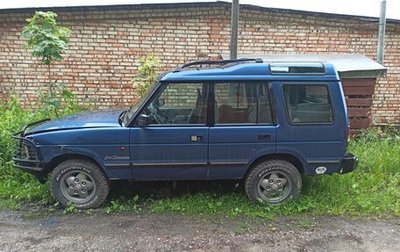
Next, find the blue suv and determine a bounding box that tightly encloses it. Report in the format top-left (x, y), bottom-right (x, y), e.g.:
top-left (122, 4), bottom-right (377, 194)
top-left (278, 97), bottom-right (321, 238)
top-left (13, 58), bottom-right (357, 209)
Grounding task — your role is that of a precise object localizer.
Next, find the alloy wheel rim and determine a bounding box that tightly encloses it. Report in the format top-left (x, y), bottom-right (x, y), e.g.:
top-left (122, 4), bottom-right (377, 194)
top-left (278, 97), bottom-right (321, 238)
top-left (60, 170), bottom-right (96, 203)
top-left (257, 171), bottom-right (291, 203)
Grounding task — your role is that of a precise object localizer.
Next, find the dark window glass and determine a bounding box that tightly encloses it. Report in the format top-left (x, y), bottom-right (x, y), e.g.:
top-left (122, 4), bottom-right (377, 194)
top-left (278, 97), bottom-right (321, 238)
top-left (214, 82), bottom-right (272, 124)
top-left (142, 83), bottom-right (207, 125)
top-left (283, 85), bottom-right (333, 123)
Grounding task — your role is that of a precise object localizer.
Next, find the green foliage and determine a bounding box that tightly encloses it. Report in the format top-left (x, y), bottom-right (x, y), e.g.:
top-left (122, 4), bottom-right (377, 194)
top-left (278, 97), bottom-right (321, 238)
top-left (22, 11), bottom-right (72, 118)
top-left (63, 202), bottom-right (78, 214)
top-left (22, 11), bottom-right (70, 65)
top-left (38, 81), bottom-right (83, 118)
top-left (0, 97), bottom-right (51, 208)
top-left (104, 195), bottom-right (141, 214)
top-left (0, 97), bottom-right (42, 170)
top-left (0, 95), bottom-right (83, 209)
top-left (133, 55), bottom-right (160, 97)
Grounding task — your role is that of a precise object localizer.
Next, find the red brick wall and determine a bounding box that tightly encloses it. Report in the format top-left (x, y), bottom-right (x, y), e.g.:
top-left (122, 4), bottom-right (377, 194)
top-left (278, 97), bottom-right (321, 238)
top-left (0, 3), bottom-right (399, 124)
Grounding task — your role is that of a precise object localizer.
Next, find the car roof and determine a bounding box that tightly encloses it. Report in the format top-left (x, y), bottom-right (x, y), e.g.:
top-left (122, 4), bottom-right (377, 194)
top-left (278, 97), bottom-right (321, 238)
top-left (160, 59), bottom-right (340, 82)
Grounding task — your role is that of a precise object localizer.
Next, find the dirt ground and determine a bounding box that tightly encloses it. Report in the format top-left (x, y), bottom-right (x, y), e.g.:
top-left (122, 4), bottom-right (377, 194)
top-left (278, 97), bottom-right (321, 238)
top-left (0, 209), bottom-right (399, 252)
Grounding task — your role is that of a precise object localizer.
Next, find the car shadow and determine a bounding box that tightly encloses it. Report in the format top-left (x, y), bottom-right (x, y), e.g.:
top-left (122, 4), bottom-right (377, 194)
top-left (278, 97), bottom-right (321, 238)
top-left (109, 180), bottom-right (242, 200)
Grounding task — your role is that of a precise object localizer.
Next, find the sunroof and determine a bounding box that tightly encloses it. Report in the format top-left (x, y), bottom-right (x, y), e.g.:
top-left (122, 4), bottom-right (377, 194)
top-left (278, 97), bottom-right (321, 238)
top-left (270, 62), bottom-right (325, 74)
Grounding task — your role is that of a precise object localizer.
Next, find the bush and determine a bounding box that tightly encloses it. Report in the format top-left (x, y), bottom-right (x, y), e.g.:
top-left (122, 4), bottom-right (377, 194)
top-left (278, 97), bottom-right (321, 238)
top-left (0, 95), bottom-right (84, 209)
top-left (0, 97), bottom-right (49, 207)
top-left (133, 55), bottom-right (160, 97)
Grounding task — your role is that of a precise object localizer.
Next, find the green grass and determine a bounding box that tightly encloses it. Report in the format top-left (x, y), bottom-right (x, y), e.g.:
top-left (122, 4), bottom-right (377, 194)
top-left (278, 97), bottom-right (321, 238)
top-left (0, 97), bottom-right (399, 217)
top-left (148, 132), bottom-right (400, 217)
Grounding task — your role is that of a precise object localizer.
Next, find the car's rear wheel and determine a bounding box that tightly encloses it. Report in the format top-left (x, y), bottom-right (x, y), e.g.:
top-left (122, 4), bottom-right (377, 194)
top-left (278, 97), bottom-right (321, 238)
top-left (245, 160), bottom-right (302, 204)
top-left (50, 159), bottom-right (110, 209)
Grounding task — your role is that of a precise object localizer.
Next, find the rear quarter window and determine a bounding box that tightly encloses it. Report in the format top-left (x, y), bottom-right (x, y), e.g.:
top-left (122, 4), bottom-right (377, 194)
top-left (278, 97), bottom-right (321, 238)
top-left (283, 84), bottom-right (334, 124)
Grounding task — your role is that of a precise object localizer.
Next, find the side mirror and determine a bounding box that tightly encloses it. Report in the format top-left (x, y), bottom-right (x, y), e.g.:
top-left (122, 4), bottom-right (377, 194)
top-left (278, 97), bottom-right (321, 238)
top-left (137, 114), bottom-right (150, 127)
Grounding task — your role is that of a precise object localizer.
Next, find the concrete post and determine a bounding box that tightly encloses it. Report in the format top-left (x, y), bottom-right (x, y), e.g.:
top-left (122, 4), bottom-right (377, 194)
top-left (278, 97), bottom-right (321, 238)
top-left (377, 0), bottom-right (387, 64)
top-left (230, 0), bottom-right (239, 59)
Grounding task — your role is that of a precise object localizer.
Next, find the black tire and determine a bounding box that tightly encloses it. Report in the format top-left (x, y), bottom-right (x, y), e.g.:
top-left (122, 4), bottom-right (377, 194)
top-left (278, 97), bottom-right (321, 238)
top-left (245, 160), bottom-right (302, 204)
top-left (50, 159), bottom-right (110, 209)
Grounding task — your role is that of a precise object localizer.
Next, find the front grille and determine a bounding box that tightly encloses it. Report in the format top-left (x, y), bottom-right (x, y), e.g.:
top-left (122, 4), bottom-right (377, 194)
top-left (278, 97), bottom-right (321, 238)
top-left (13, 137), bottom-right (39, 163)
top-left (12, 119), bottom-right (49, 173)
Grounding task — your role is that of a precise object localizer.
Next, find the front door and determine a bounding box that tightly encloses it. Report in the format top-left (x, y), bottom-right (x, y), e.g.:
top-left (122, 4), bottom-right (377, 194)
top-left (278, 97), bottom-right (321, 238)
top-left (130, 82), bottom-right (210, 180)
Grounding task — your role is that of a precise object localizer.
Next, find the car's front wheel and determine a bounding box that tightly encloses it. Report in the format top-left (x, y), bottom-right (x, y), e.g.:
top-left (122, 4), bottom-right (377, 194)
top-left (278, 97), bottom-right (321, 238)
top-left (245, 160), bottom-right (302, 204)
top-left (50, 159), bottom-right (110, 209)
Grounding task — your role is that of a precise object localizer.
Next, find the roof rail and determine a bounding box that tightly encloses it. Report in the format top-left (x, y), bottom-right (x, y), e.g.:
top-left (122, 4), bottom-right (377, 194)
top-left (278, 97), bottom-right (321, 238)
top-left (177, 58), bottom-right (263, 71)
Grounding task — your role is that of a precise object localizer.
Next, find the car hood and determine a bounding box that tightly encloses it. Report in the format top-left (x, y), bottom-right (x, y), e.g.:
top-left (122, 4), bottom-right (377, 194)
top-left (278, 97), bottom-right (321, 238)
top-left (26, 110), bottom-right (124, 134)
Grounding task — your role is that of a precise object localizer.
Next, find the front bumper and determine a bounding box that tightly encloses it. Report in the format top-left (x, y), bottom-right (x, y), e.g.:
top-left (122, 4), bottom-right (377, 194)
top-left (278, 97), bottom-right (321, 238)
top-left (340, 153), bottom-right (358, 174)
top-left (12, 119), bottom-right (50, 183)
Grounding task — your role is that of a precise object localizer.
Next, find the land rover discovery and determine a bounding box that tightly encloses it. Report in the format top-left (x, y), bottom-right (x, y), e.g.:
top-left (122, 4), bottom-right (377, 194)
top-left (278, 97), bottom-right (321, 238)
top-left (13, 58), bottom-right (357, 209)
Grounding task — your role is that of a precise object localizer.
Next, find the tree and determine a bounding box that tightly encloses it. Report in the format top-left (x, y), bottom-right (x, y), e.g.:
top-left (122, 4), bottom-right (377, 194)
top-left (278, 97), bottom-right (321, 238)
top-left (22, 11), bottom-right (71, 117)
top-left (22, 11), bottom-right (70, 65)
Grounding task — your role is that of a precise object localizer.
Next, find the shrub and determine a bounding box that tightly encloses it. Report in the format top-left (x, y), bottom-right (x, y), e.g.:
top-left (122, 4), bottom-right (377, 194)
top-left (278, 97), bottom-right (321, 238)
top-left (133, 55), bottom-right (160, 97)
top-left (0, 97), bottom-right (50, 207)
top-left (0, 95), bottom-right (84, 208)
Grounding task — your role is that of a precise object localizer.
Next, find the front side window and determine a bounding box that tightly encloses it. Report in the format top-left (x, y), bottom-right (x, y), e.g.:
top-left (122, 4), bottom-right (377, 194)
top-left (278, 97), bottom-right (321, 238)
top-left (283, 84), bottom-right (333, 123)
top-left (214, 82), bottom-right (273, 124)
top-left (141, 83), bottom-right (207, 125)
top-left (124, 80), bottom-right (159, 125)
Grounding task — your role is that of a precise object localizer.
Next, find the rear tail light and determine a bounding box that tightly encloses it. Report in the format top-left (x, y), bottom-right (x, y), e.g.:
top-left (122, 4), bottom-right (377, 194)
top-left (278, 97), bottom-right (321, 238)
top-left (345, 125), bottom-right (350, 144)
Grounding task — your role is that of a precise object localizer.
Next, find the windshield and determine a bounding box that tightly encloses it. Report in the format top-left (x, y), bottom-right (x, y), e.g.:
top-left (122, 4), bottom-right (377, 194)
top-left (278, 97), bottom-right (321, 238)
top-left (122, 81), bottom-right (159, 126)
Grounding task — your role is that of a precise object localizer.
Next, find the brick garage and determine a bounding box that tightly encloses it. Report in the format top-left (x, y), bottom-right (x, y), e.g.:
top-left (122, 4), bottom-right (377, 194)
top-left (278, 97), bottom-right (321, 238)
top-left (0, 2), bottom-right (399, 124)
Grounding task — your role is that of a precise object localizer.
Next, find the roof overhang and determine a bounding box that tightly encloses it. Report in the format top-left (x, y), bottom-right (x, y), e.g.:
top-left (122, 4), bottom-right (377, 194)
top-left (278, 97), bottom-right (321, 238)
top-left (221, 54), bottom-right (387, 79)
top-left (1, 1), bottom-right (400, 23)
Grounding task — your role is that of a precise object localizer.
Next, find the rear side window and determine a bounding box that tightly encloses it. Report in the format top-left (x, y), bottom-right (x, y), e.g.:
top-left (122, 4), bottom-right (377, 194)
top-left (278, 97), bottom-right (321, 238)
top-left (214, 82), bottom-right (273, 124)
top-left (283, 85), bottom-right (333, 123)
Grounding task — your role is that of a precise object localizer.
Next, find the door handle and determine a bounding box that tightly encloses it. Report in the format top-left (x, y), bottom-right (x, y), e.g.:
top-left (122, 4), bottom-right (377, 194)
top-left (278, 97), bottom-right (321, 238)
top-left (258, 134), bottom-right (271, 142)
top-left (191, 135), bottom-right (202, 142)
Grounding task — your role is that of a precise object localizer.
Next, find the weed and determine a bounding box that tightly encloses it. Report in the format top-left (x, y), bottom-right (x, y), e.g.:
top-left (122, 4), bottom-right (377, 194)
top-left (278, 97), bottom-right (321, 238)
top-left (104, 195), bottom-right (141, 214)
top-left (63, 202), bottom-right (78, 214)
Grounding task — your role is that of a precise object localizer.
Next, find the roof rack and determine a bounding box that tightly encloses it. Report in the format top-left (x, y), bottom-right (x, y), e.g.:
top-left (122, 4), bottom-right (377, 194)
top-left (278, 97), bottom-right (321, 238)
top-left (176, 58), bottom-right (263, 71)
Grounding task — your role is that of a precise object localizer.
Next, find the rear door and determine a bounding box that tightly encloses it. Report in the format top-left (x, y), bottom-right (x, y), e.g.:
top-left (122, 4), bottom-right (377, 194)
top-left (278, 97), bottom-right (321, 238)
top-left (208, 81), bottom-right (277, 179)
top-left (129, 82), bottom-right (210, 180)
top-left (274, 81), bottom-right (347, 174)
